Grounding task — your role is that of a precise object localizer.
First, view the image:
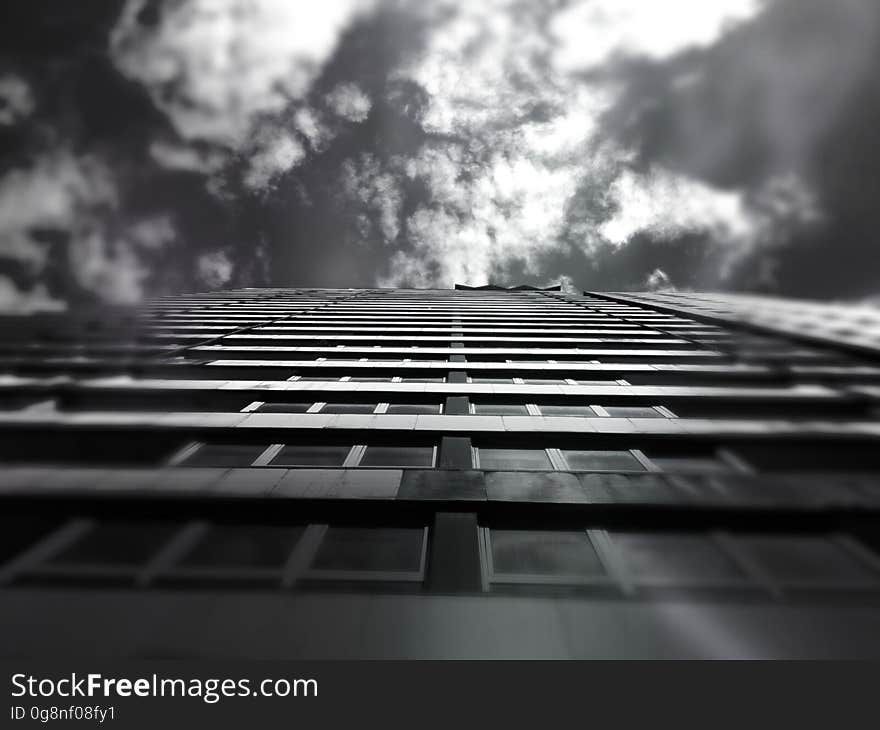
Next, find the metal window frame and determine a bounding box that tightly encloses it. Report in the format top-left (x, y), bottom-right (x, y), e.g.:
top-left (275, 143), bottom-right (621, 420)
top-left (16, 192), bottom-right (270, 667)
top-left (302, 525), bottom-right (429, 584)
top-left (350, 444), bottom-right (438, 469)
top-left (535, 403), bottom-right (597, 418)
top-left (473, 446), bottom-right (554, 471)
top-left (479, 527), bottom-right (616, 588)
top-left (268, 444), bottom-right (357, 469)
top-left (471, 402), bottom-right (530, 417)
top-left (557, 447), bottom-right (653, 473)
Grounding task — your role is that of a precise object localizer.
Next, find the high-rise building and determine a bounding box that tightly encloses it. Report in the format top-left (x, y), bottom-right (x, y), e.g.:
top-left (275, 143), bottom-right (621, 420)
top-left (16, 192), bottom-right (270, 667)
top-left (2, 285), bottom-right (880, 658)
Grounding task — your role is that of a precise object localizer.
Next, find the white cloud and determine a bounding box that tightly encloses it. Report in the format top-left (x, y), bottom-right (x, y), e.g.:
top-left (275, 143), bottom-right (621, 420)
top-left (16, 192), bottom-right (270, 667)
top-left (149, 139), bottom-right (225, 174)
top-left (0, 153), bottom-right (115, 235)
top-left (644, 268), bottom-right (676, 291)
top-left (340, 154), bottom-right (402, 242)
top-left (294, 107), bottom-right (331, 150)
top-left (243, 130), bottom-right (306, 191)
top-left (380, 145), bottom-right (587, 287)
top-left (70, 231), bottom-right (149, 305)
top-left (197, 250), bottom-right (234, 288)
top-left (599, 167), bottom-right (754, 246)
top-left (111, 0), bottom-right (372, 146)
top-left (549, 0), bottom-right (760, 73)
top-left (112, 0), bottom-right (372, 194)
top-left (0, 74), bottom-right (34, 126)
top-left (68, 213), bottom-right (177, 305)
top-left (0, 152), bottom-right (185, 308)
top-left (374, 0), bottom-right (817, 290)
top-left (326, 83), bottom-right (372, 122)
top-left (96, 0), bottom-right (830, 294)
top-left (0, 276), bottom-right (66, 314)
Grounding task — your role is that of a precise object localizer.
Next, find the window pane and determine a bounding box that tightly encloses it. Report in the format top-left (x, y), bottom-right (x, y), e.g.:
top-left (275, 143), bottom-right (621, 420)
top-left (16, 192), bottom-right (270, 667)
top-left (563, 450), bottom-right (644, 471)
top-left (257, 402), bottom-right (313, 413)
top-left (539, 404), bottom-right (597, 417)
top-left (471, 377), bottom-right (513, 383)
top-left (183, 444), bottom-right (267, 467)
top-left (604, 406), bottom-right (663, 418)
top-left (523, 378), bottom-right (565, 385)
top-left (473, 403), bottom-right (528, 416)
top-left (270, 445), bottom-right (351, 467)
top-left (50, 522), bottom-right (175, 566)
top-left (320, 402), bottom-right (377, 414)
top-left (349, 377), bottom-right (392, 382)
top-left (478, 448), bottom-right (551, 470)
top-left (737, 536), bottom-right (879, 585)
top-left (180, 525), bottom-right (303, 569)
top-left (490, 530), bottom-right (603, 577)
top-left (613, 533), bottom-right (745, 582)
top-left (311, 528), bottom-right (424, 572)
top-left (386, 403), bottom-right (441, 414)
top-left (401, 377), bottom-right (444, 383)
top-left (359, 445), bottom-right (434, 467)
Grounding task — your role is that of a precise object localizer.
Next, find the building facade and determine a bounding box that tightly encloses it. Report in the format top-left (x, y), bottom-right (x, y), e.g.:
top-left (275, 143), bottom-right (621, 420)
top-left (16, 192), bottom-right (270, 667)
top-left (2, 285), bottom-right (880, 658)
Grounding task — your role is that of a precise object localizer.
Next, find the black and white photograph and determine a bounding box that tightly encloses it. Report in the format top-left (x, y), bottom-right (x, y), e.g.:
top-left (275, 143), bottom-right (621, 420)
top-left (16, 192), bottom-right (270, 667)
top-left (2, 0), bottom-right (880, 717)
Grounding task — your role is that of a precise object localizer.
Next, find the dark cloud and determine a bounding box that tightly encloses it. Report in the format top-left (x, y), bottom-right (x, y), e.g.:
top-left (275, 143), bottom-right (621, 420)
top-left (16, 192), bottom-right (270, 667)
top-left (592, 0), bottom-right (880, 297)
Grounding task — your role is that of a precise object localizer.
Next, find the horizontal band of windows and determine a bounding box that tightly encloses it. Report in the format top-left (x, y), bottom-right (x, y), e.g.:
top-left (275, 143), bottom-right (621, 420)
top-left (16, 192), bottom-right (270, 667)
top-left (254, 402), bottom-right (443, 415)
top-left (6, 516), bottom-right (879, 596)
top-left (469, 446), bottom-right (748, 474)
top-left (3, 520), bottom-right (428, 589)
top-left (5, 377), bottom-right (849, 404)
top-left (481, 528), bottom-right (880, 594)
top-left (173, 441), bottom-right (740, 474)
top-left (179, 443), bottom-right (438, 469)
top-left (197, 348), bottom-right (726, 361)
top-left (470, 403), bottom-right (672, 418)
top-left (473, 448), bottom-right (649, 472)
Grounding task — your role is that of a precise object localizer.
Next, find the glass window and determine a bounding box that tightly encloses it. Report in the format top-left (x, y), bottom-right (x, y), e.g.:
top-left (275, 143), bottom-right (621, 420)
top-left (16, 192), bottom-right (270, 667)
top-left (182, 444), bottom-right (268, 467)
top-left (401, 377), bottom-right (445, 383)
top-left (562, 450), bottom-right (645, 471)
top-left (603, 406), bottom-right (664, 418)
top-left (473, 403), bottom-right (529, 416)
top-left (348, 376), bottom-right (392, 382)
top-left (359, 445), bottom-right (434, 468)
top-left (385, 403), bottom-right (442, 415)
top-left (257, 402), bottom-right (313, 413)
top-left (490, 530), bottom-right (604, 578)
top-left (311, 528), bottom-right (424, 573)
top-left (523, 378), bottom-right (565, 385)
top-left (320, 402), bottom-right (377, 414)
top-left (179, 525), bottom-right (303, 569)
top-left (471, 377), bottom-right (514, 384)
top-left (49, 522), bottom-right (175, 566)
top-left (737, 536), bottom-right (879, 585)
top-left (612, 533), bottom-right (745, 583)
top-left (270, 445), bottom-right (352, 467)
top-left (478, 448), bottom-right (551, 470)
top-left (538, 404), bottom-right (597, 417)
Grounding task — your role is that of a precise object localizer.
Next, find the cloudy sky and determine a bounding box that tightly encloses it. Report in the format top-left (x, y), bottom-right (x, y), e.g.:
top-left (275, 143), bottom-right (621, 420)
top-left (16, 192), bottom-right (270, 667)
top-left (1, 0), bottom-right (879, 311)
